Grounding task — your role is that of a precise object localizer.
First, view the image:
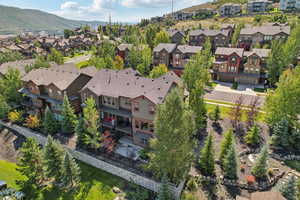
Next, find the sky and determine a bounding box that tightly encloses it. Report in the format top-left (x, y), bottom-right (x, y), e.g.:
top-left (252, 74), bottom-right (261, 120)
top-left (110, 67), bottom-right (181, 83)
top-left (0, 0), bottom-right (210, 23)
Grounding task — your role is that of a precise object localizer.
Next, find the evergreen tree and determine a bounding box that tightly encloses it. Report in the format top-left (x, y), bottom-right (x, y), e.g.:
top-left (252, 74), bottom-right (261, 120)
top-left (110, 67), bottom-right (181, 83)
top-left (61, 152), bottom-right (81, 191)
top-left (156, 174), bottom-right (172, 200)
top-left (149, 89), bottom-right (196, 183)
top-left (17, 138), bottom-right (45, 186)
top-left (219, 129), bottom-right (234, 166)
top-left (44, 136), bottom-right (64, 182)
top-left (75, 117), bottom-right (86, 146)
top-left (279, 175), bottom-right (298, 200)
top-left (199, 134), bottom-right (215, 176)
top-left (244, 124), bottom-right (260, 146)
top-left (212, 105), bottom-right (220, 123)
top-left (83, 98), bottom-right (102, 151)
top-left (271, 118), bottom-right (290, 149)
top-left (0, 95), bottom-right (10, 119)
top-left (43, 107), bottom-right (59, 135)
top-left (223, 143), bottom-right (238, 179)
top-left (251, 145), bottom-right (268, 178)
top-left (61, 95), bottom-right (78, 134)
top-left (189, 80), bottom-right (207, 130)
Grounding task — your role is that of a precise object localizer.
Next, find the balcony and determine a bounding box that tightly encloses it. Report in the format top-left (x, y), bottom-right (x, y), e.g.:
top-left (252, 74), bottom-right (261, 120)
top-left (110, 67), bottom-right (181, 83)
top-left (100, 106), bottom-right (132, 118)
top-left (102, 116), bottom-right (132, 135)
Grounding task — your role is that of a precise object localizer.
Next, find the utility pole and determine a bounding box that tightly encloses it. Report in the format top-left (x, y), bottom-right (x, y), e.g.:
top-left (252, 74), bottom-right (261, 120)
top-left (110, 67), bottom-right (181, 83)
top-left (109, 0), bottom-right (112, 25)
top-left (171, 0), bottom-right (174, 19)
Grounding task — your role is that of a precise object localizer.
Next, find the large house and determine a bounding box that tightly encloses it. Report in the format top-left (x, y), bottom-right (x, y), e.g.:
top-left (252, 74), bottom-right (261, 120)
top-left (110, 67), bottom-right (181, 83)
top-left (219, 3), bottom-right (242, 16)
top-left (153, 43), bottom-right (177, 66)
top-left (116, 44), bottom-right (134, 65)
top-left (247, 0), bottom-right (273, 13)
top-left (0, 59), bottom-right (35, 78)
top-left (280, 0), bottom-right (300, 10)
top-left (19, 63), bottom-right (97, 119)
top-left (80, 68), bottom-right (182, 147)
top-left (171, 45), bottom-right (203, 76)
top-left (213, 47), bottom-right (271, 84)
top-left (189, 29), bottom-right (231, 50)
top-left (167, 30), bottom-right (185, 44)
top-left (238, 24), bottom-right (290, 50)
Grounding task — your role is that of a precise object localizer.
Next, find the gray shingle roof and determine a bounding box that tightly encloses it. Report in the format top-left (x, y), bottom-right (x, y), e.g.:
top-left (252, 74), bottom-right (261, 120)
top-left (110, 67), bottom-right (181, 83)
top-left (167, 29), bottom-right (185, 37)
top-left (189, 29), bottom-right (230, 37)
top-left (0, 59), bottom-right (35, 77)
top-left (240, 25), bottom-right (290, 35)
top-left (82, 68), bottom-right (182, 104)
top-left (153, 43), bottom-right (177, 53)
top-left (22, 63), bottom-right (96, 91)
top-left (215, 47), bottom-right (244, 57)
top-left (176, 45), bottom-right (203, 54)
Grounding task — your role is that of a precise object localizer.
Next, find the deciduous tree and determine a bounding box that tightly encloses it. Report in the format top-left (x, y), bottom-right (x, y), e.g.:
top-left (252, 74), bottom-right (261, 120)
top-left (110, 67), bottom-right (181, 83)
top-left (0, 68), bottom-right (23, 104)
top-left (149, 64), bottom-right (168, 78)
top-left (154, 31), bottom-right (170, 47)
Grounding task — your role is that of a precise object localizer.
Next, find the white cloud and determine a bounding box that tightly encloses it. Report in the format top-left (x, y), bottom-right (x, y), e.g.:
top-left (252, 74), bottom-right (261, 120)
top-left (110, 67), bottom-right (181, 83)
top-left (53, 0), bottom-right (112, 21)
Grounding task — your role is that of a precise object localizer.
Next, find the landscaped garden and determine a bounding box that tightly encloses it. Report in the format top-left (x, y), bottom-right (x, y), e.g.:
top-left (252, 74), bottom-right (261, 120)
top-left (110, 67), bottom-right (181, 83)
top-left (0, 159), bottom-right (134, 200)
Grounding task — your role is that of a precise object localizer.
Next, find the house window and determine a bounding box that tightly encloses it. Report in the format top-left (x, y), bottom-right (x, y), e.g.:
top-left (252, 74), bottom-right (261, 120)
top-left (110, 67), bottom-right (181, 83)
top-left (49, 88), bottom-right (52, 94)
top-left (141, 122), bottom-right (149, 130)
top-left (141, 138), bottom-right (149, 145)
top-left (149, 105), bottom-right (155, 115)
top-left (135, 120), bottom-right (140, 129)
top-left (149, 123), bottom-right (154, 132)
top-left (58, 91), bottom-right (62, 96)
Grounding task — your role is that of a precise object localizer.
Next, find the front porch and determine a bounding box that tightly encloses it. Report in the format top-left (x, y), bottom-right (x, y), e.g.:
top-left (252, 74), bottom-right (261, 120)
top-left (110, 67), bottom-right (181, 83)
top-left (114, 137), bottom-right (143, 161)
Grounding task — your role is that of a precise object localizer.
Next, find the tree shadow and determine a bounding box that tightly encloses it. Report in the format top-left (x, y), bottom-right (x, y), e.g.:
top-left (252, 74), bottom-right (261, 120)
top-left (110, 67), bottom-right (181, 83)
top-left (224, 185), bottom-right (241, 199)
top-left (212, 122), bottom-right (223, 135)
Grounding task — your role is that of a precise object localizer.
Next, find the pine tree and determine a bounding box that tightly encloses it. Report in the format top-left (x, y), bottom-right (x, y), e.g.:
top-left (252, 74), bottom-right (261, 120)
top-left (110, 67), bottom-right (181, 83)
top-left (156, 174), bottom-right (172, 200)
top-left (43, 107), bottom-right (59, 135)
top-left (0, 95), bottom-right (10, 119)
top-left (17, 138), bottom-right (45, 186)
top-left (212, 105), bottom-right (220, 123)
top-left (199, 134), bottom-right (215, 176)
top-left (189, 80), bottom-right (207, 130)
top-left (149, 88), bottom-right (196, 182)
top-left (251, 145), bottom-right (268, 178)
top-left (61, 95), bottom-right (78, 134)
top-left (279, 175), bottom-right (298, 200)
top-left (219, 129), bottom-right (234, 166)
top-left (75, 117), bottom-right (86, 146)
top-left (223, 143), bottom-right (238, 179)
top-left (61, 152), bottom-right (81, 191)
top-left (271, 118), bottom-right (290, 149)
top-left (83, 98), bottom-right (102, 151)
top-left (244, 124), bottom-right (260, 146)
top-left (44, 136), bottom-right (64, 183)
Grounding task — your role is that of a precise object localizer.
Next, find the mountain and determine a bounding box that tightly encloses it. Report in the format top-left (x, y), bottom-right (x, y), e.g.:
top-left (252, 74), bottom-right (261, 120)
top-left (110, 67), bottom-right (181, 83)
top-left (0, 5), bottom-right (106, 35)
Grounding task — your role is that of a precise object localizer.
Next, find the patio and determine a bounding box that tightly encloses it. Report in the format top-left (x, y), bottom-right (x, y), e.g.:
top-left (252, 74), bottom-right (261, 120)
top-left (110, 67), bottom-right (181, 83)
top-left (114, 137), bottom-right (143, 161)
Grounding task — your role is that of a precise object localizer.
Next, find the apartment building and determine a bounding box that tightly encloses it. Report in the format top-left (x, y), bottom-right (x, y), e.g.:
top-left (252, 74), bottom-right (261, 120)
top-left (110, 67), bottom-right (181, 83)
top-left (280, 0), bottom-right (300, 10)
top-left (80, 68), bottom-right (182, 147)
top-left (247, 0), bottom-right (273, 13)
top-left (153, 43), bottom-right (177, 66)
top-left (219, 3), bottom-right (242, 16)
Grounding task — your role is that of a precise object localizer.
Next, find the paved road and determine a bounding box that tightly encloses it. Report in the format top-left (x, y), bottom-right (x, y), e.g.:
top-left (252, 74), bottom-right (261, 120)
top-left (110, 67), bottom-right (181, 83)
top-left (65, 54), bottom-right (91, 64)
top-left (204, 90), bottom-right (266, 107)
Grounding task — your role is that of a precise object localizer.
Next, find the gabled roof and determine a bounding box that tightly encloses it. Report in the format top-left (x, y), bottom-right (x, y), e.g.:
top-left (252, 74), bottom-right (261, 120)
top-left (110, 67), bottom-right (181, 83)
top-left (167, 29), bottom-right (185, 37)
top-left (82, 68), bottom-right (181, 105)
top-left (22, 63), bottom-right (96, 91)
top-left (176, 45), bottom-right (203, 54)
top-left (117, 43), bottom-right (134, 51)
top-left (244, 48), bottom-right (271, 58)
top-left (0, 59), bottom-right (35, 77)
top-left (153, 43), bottom-right (177, 53)
top-left (189, 29), bottom-right (230, 37)
top-left (215, 47), bottom-right (244, 57)
top-left (240, 25), bottom-right (290, 36)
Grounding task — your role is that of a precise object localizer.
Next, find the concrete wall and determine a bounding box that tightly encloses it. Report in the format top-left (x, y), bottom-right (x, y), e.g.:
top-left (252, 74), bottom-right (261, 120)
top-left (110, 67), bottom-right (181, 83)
top-left (0, 121), bottom-right (185, 199)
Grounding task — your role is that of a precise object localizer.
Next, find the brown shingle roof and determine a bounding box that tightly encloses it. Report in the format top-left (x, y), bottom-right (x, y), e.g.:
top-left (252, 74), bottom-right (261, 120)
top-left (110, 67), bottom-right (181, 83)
top-left (215, 47), bottom-right (244, 57)
top-left (82, 68), bottom-right (181, 104)
top-left (176, 45), bottom-right (203, 54)
top-left (153, 43), bottom-right (177, 53)
top-left (22, 63), bottom-right (95, 91)
top-left (189, 29), bottom-right (230, 37)
top-left (250, 191), bottom-right (286, 200)
top-left (240, 25), bottom-right (290, 36)
top-left (244, 48), bottom-right (271, 58)
top-left (0, 59), bottom-right (35, 77)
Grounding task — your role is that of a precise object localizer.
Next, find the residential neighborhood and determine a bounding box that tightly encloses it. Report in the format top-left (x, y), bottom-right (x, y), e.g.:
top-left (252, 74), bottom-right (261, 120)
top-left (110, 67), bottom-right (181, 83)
top-left (0, 0), bottom-right (300, 200)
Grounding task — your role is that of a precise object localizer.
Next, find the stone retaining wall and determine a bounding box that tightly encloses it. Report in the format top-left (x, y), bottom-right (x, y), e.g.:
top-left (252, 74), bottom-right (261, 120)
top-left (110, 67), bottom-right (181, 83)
top-left (0, 121), bottom-right (185, 199)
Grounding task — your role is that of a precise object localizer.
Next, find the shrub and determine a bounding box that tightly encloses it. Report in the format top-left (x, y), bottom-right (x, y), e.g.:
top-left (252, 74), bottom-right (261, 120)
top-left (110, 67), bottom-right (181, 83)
top-left (8, 110), bottom-right (23, 123)
top-left (268, 168), bottom-right (274, 177)
top-left (246, 175), bottom-right (256, 185)
top-left (186, 177), bottom-right (198, 191)
top-left (24, 115), bottom-right (40, 129)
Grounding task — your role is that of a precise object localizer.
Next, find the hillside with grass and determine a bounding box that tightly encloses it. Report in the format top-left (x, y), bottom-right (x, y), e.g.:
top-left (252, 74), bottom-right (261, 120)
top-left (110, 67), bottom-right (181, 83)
top-left (0, 5), bottom-right (105, 35)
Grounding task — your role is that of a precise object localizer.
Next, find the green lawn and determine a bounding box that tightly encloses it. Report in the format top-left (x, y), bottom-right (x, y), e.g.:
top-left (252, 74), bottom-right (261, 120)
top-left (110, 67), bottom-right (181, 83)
top-left (0, 159), bottom-right (128, 200)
